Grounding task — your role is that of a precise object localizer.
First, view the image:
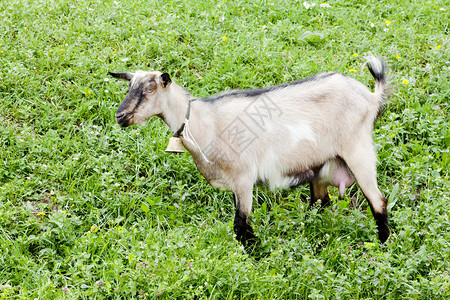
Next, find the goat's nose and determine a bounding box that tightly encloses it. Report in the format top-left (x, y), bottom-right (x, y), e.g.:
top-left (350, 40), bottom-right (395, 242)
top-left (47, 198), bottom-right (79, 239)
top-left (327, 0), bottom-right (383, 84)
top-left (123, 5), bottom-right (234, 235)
top-left (116, 111), bottom-right (125, 119)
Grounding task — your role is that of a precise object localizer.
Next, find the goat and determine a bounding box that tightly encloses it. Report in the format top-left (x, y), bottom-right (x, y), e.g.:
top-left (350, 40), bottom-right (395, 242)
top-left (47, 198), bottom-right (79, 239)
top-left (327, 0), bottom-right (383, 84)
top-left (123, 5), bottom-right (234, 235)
top-left (109, 56), bottom-right (389, 250)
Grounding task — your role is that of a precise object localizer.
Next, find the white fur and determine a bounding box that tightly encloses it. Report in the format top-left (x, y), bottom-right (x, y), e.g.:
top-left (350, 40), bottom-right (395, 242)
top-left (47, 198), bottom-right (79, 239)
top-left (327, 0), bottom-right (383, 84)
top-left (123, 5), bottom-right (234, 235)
top-left (285, 123), bottom-right (316, 144)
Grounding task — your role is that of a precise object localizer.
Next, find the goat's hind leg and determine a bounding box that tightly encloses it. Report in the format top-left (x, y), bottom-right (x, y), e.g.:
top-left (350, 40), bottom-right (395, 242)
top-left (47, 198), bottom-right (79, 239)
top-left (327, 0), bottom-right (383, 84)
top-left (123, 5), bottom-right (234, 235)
top-left (308, 180), bottom-right (331, 210)
top-left (300, 180), bottom-right (330, 231)
top-left (340, 141), bottom-right (390, 243)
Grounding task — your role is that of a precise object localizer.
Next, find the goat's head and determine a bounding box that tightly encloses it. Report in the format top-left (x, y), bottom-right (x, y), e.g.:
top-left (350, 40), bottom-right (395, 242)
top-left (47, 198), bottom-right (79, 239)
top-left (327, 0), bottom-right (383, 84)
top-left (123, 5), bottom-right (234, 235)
top-left (109, 71), bottom-right (172, 127)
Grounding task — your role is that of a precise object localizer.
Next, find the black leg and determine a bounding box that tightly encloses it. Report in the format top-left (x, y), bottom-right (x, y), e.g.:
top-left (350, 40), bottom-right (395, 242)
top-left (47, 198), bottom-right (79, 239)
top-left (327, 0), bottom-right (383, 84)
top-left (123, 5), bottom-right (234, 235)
top-left (308, 181), bottom-right (331, 210)
top-left (234, 210), bottom-right (258, 249)
top-left (231, 191), bottom-right (263, 256)
top-left (372, 197), bottom-right (390, 243)
top-left (338, 141), bottom-right (390, 244)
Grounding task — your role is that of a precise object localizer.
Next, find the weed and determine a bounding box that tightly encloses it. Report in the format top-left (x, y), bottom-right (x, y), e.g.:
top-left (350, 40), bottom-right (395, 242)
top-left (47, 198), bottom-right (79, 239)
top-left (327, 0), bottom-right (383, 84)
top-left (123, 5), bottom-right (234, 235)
top-left (0, 0), bottom-right (449, 299)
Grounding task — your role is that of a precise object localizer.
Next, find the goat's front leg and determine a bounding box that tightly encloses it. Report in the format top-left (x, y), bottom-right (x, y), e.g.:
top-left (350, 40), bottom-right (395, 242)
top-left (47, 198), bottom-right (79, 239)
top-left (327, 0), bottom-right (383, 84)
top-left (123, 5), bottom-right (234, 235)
top-left (233, 185), bottom-right (259, 250)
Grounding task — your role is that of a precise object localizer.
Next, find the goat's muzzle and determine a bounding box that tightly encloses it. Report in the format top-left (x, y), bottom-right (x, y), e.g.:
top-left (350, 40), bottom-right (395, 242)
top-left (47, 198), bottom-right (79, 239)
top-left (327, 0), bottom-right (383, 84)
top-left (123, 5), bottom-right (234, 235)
top-left (115, 111), bottom-right (133, 127)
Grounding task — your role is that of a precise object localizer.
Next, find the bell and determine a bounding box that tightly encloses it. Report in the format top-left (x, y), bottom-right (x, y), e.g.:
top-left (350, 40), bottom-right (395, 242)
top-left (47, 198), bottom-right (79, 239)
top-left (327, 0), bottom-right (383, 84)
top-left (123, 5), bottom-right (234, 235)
top-left (165, 137), bottom-right (185, 153)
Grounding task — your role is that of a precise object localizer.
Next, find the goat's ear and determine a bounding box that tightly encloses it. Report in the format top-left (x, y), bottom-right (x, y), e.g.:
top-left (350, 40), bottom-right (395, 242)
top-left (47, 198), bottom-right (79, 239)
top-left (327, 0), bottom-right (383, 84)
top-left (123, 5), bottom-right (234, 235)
top-left (160, 73), bottom-right (172, 87)
top-left (109, 72), bottom-right (134, 81)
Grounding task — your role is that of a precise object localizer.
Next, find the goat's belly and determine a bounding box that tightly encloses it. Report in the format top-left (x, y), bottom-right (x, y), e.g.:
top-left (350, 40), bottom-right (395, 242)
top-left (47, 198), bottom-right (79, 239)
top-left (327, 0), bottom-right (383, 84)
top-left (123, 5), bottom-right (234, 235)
top-left (262, 169), bottom-right (315, 190)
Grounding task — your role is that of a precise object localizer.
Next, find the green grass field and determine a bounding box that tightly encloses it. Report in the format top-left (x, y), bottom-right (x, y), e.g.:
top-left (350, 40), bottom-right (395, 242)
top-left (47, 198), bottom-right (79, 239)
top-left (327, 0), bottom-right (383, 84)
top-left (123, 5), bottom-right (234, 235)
top-left (1, 0), bottom-right (449, 298)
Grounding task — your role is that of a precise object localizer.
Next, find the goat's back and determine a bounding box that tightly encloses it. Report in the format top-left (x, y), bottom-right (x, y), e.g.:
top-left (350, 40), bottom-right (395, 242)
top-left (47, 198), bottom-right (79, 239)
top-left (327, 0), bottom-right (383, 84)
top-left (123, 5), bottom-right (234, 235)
top-left (188, 72), bottom-right (382, 188)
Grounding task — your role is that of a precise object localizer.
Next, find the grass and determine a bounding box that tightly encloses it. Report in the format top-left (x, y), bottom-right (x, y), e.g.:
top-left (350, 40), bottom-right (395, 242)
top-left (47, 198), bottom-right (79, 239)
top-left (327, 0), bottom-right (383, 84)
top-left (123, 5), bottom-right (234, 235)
top-left (0, 0), bottom-right (449, 298)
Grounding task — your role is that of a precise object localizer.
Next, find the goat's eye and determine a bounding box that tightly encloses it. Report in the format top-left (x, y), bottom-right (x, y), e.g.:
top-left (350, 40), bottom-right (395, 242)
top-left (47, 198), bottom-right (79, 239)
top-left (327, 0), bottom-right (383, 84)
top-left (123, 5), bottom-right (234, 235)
top-left (143, 82), bottom-right (156, 93)
top-left (143, 87), bottom-right (154, 93)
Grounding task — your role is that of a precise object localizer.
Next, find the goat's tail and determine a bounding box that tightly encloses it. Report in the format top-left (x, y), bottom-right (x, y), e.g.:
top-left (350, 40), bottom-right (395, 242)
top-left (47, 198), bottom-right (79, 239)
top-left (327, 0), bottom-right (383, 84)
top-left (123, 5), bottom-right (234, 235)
top-left (365, 56), bottom-right (387, 100)
top-left (365, 56), bottom-right (387, 117)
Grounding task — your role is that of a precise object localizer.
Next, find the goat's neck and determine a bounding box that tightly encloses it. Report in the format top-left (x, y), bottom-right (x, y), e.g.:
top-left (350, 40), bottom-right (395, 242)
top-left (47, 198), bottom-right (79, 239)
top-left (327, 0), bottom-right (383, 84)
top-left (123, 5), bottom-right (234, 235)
top-left (161, 83), bottom-right (191, 134)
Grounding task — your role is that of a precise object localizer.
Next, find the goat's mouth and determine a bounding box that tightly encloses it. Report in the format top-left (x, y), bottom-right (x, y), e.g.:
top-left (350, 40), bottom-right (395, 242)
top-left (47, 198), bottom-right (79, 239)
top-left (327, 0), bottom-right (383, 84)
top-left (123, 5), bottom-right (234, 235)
top-left (116, 112), bottom-right (134, 127)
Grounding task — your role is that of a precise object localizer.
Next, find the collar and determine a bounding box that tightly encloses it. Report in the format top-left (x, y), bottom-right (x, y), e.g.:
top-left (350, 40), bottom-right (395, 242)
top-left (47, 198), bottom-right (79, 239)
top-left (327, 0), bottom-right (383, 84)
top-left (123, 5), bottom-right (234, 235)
top-left (173, 98), bottom-right (196, 137)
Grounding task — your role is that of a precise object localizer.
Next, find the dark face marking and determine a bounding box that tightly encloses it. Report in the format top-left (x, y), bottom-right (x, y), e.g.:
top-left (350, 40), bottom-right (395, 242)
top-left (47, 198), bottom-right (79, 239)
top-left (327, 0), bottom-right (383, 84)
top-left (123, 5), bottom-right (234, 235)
top-left (115, 77), bottom-right (156, 127)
